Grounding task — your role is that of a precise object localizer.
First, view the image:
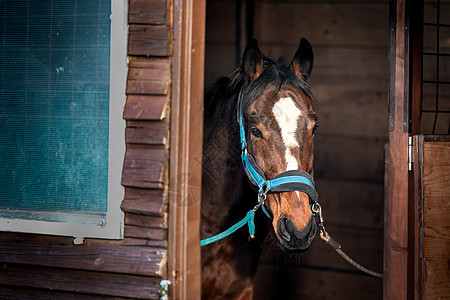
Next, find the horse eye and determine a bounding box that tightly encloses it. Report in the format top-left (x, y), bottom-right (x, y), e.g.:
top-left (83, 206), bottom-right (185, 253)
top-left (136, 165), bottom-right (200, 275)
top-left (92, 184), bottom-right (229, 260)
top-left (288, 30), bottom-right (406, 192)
top-left (250, 127), bottom-right (263, 138)
top-left (312, 124), bottom-right (319, 135)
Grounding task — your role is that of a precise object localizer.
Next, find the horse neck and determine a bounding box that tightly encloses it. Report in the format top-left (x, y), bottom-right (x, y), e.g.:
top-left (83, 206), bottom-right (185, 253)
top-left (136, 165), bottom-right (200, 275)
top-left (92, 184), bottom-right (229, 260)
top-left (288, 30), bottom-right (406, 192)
top-left (201, 90), bottom-right (252, 233)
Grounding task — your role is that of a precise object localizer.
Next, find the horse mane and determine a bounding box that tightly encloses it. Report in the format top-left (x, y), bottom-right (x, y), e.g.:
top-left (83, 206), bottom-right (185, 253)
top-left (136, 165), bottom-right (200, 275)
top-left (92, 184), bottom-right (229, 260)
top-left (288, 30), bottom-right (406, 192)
top-left (204, 56), bottom-right (316, 122)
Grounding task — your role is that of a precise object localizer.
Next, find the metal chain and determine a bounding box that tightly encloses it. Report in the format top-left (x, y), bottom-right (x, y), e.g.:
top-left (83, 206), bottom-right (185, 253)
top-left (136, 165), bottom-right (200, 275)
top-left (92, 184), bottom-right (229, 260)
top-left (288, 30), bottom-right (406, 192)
top-left (311, 202), bottom-right (383, 278)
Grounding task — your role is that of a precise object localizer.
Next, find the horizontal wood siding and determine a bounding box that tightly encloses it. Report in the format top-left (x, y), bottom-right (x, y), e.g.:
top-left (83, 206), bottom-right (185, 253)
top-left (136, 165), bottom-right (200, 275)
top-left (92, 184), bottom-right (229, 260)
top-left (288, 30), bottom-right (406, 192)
top-left (205, 0), bottom-right (387, 298)
top-left (0, 0), bottom-right (173, 299)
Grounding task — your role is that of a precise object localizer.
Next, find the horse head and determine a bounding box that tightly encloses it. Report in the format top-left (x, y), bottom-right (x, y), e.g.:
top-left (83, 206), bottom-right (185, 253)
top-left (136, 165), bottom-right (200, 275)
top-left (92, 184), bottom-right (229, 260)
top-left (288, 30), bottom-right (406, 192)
top-left (239, 38), bottom-right (318, 252)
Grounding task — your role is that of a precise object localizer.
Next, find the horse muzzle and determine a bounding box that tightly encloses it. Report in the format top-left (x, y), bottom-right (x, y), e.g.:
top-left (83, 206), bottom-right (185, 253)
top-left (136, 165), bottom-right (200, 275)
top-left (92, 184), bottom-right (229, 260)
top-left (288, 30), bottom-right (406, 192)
top-left (278, 216), bottom-right (317, 253)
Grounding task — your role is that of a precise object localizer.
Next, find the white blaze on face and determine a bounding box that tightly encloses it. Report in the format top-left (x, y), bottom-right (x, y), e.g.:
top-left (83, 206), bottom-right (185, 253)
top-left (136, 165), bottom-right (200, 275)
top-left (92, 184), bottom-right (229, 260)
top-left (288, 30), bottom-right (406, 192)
top-left (272, 97), bottom-right (301, 171)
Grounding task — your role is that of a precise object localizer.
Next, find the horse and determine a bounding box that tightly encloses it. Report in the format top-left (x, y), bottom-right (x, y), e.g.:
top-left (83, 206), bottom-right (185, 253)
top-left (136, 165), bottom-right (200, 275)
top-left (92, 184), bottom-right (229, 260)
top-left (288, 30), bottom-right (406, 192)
top-left (201, 38), bottom-right (318, 299)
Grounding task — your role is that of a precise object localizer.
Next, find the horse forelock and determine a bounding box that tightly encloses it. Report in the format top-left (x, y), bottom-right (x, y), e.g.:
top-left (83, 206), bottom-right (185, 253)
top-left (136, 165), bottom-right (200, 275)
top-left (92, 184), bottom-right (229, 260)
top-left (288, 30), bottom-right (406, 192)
top-left (230, 56), bottom-right (315, 118)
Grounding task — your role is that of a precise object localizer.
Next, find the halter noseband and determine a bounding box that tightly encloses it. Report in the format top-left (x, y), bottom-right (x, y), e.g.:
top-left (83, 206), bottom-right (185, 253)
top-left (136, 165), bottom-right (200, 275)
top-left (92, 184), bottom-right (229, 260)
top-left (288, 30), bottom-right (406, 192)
top-left (237, 85), bottom-right (318, 218)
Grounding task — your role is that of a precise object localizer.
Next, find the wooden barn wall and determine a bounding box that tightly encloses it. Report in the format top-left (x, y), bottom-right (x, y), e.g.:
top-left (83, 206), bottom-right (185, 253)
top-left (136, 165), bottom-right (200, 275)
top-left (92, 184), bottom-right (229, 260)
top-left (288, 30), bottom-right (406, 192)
top-left (205, 0), bottom-right (388, 299)
top-left (0, 0), bottom-right (173, 299)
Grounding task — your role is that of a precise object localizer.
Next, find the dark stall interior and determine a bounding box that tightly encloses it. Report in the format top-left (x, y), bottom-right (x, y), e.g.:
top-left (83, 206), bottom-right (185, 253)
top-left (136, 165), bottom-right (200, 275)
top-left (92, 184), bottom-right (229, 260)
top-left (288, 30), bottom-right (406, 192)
top-left (204, 0), bottom-right (389, 298)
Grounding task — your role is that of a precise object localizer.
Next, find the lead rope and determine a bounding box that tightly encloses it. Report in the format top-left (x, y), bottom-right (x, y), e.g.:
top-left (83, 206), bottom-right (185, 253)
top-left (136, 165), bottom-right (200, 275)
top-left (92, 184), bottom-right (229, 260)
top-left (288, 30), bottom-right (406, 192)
top-left (311, 202), bottom-right (383, 278)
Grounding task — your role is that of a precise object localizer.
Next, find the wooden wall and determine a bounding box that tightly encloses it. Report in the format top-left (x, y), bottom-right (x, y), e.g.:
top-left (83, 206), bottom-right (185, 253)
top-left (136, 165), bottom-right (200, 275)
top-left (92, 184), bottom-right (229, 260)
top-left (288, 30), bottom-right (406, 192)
top-left (421, 139), bottom-right (450, 298)
top-left (0, 0), bottom-right (173, 299)
top-left (205, 0), bottom-right (388, 298)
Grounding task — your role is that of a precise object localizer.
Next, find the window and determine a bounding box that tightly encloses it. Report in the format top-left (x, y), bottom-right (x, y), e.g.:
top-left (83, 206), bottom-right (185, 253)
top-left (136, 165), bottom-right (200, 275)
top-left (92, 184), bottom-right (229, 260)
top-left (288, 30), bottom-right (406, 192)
top-left (0, 0), bottom-right (127, 239)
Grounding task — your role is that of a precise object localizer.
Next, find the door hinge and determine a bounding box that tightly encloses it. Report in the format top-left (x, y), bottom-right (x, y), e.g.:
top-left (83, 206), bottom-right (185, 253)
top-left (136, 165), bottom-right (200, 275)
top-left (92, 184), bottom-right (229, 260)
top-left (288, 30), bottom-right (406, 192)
top-left (408, 136), bottom-right (413, 171)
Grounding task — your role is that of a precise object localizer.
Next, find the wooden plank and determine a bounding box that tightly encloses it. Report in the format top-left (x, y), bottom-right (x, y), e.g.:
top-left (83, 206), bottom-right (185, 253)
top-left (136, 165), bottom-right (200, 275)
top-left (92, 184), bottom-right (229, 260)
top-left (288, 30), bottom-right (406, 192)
top-left (0, 286), bottom-right (126, 300)
top-left (259, 224), bottom-right (383, 273)
top-left (0, 234), bottom-right (166, 277)
top-left (0, 264), bottom-right (161, 299)
top-left (129, 0), bottom-right (168, 25)
top-left (314, 88), bottom-right (388, 138)
top-left (128, 60), bottom-right (171, 81)
top-left (384, 1), bottom-right (410, 295)
top-left (423, 226), bottom-right (450, 258)
top-left (316, 179), bottom-right (384, 229)
top-left (125, 213), bottom-right (167, 228)
top-left (128, 57), bottom-right (172, 69)
top-left (126, 121), bottom-right (168, 145)
top-left (423, 257), bottom-right (450, 299)
top-left (254, 2), bottom-right (389, 47)
top-left (121, 145), bottom-right (167, 188)
top-left (423, 142), bottom-right (450, 165)
top-left (422, 196), bottom-right (450, 226)
top-left (122, 188), bottom-right (166, 216)
top-left (124, 95), bottom-right (169, 120)
top-left (128, 25), bottom-right (171, 57)
top-left (423, 166), bottom-right (450, 197)
top-left (312, 47), bottom-right (388, 90)
top-left (127, 58), bottom-right (171, 95)
top-left (125, 225), bottom-right (167, 240)
top-left (254, 264), bottom-right (382, 300)
top-left (314, 134), bottom-right (386, 182)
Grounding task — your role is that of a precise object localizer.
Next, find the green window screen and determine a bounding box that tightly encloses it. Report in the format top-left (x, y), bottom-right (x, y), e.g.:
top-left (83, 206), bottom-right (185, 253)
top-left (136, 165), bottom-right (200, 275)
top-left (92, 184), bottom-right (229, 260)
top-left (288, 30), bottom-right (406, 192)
top-left (0, 0), bottom-right (111, 216)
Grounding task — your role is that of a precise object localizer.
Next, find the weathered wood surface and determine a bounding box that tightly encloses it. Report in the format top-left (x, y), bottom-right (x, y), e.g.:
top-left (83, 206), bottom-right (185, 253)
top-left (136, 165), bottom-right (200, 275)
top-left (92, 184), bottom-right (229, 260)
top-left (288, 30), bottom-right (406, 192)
top-left (0, 286), bottom-right (129, 300)
top-left (121, 187), bottom-right (166, 216)
top-left (0, 233), bottom-right (166, 277)
top-left (124, 225), bottom-right (166, 240)
top-left (422, 141), bottom-right (450, 299)
top-left (129, 0), bottom-right (169, 25)
top-left (126, 121), bottom-right (168, 145)
top-left (128, 25), bottom-right (171, 57)
top-left (127, 58), bottom-right (171, 95)
top-left (124, 95), bottom-right (169, 120)
top-left (0, 263), bottom-right (161, 299)
top-left (121, 145), bottom-right (167, 188)
top-left (125, 212), bottom-right (167, 228)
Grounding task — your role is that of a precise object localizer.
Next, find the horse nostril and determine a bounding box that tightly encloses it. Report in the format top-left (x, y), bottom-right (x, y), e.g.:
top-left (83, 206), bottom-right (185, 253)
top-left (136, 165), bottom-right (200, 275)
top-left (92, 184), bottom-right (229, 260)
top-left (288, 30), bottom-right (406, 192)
top-left (278, 217), bottom-right (291, 242)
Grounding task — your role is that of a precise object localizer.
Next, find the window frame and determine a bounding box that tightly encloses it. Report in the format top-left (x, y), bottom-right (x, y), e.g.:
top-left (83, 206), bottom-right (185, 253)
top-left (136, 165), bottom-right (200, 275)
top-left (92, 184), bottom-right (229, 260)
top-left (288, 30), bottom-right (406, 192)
top-left (0, 0), bottom-right (127, 240)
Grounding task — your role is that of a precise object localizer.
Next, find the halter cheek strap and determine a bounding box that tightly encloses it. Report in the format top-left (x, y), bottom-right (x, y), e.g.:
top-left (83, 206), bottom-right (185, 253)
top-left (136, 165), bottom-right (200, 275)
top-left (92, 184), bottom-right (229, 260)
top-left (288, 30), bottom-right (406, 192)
top-left (237, 85), bottom-right (318, 218)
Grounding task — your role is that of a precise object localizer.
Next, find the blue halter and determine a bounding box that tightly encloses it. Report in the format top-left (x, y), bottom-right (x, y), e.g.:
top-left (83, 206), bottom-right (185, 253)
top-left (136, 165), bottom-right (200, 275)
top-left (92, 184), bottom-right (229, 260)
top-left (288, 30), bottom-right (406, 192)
top-left (237, 85), bottom-right (318, 217)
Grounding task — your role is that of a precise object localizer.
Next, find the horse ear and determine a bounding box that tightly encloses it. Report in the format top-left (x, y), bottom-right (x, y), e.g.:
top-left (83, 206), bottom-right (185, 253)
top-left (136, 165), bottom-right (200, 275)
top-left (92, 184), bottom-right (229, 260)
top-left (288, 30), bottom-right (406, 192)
top-left (291, 38), bottom-right (314, 80)
top-left (242, 39), bottom-right (264, 84)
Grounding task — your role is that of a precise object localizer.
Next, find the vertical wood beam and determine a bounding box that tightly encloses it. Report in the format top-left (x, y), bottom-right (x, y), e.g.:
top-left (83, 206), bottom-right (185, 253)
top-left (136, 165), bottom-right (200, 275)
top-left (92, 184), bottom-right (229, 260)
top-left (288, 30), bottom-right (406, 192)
top-left (385, 0), bottom-right (410, 299)
top-left (169, 0), bottom-right (205, 299)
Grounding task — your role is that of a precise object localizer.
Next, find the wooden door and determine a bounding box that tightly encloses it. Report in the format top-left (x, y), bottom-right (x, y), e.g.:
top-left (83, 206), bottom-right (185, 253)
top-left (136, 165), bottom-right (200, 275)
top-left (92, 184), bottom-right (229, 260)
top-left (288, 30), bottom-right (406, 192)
top-left (386, 0), bottom-right (450, 299)
top-left (411, 136), bottom-right (450, 299)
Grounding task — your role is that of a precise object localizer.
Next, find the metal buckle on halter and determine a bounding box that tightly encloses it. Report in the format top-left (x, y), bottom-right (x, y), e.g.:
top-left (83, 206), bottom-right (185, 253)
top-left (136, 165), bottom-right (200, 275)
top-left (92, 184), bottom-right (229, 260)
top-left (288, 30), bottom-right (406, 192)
top-left (242, 147), bottom-right (248, 156)
top-left (253, 183), bottom-right (268, 212)
top-left (258, 182), bottom-right (268, 202)
top-left (311, 201), bottom-right (325, 234)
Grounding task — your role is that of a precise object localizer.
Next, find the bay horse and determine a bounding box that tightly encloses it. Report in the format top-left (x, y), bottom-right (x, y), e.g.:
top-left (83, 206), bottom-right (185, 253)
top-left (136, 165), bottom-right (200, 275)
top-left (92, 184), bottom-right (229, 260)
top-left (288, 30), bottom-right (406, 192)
top-left (201, 38), bottom-right (318, 299)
